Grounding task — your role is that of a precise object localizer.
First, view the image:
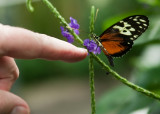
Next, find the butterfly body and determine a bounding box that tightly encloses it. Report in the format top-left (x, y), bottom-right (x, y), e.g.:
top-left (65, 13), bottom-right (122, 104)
top-left (94, 15), bottom-right (149, 66)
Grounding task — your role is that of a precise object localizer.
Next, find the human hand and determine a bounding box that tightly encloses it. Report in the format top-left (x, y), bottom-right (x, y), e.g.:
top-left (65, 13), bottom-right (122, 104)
top-left (0, 24), bottom-right (88, 114)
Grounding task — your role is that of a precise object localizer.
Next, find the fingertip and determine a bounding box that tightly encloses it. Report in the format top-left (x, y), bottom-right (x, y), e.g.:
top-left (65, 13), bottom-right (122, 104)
top-left (62, 47), bottom-right (88, 63)
top-left (77, 48), bottom-right (88, 56)
top-left (74, 47), bottom-right (88, 61)
top-left (0, 90), bottom-right (30, 114)
top-left (11, 106), bottom-right (30, 114)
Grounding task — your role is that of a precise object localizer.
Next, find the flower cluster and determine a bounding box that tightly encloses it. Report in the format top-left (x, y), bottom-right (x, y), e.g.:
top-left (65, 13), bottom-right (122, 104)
top-left (84, 39), bottom-right (101, 55)
top-left (60, 17), bottom-right (101, 55)
top-left (60, 17), bottom-right (79, 43)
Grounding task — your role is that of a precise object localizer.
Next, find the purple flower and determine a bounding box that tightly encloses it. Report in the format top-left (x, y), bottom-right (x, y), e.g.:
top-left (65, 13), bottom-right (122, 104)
top-left (60, 26), bottom-right (74, 43)
top-left (84, 39), bottom-right (101, 55)
top-left (69, 17), bottom-right (80, 30)
top-left (60, 17), bottom-right (80, 43)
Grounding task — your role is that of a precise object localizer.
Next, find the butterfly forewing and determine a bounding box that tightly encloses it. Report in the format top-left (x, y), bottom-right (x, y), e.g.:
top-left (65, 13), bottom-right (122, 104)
top-left (100, 15), bottom-right (149, 57)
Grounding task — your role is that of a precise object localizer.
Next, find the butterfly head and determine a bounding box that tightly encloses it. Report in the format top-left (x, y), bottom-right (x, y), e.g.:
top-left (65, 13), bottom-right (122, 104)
top-left (90, 33), bottom-right (99, 39)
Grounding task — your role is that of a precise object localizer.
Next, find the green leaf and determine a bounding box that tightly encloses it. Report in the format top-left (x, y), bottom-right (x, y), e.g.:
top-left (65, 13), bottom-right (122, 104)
top-left (97, 86), bottom-right (134, 114)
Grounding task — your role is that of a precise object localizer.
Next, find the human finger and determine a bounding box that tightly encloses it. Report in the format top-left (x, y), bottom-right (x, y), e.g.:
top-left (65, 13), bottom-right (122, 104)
top-left (0, 90), bottom-right (30, 114)
top-left (0, 24), bottom-right (88, 62)
top-left (0, 56), bottom-right (19, 91)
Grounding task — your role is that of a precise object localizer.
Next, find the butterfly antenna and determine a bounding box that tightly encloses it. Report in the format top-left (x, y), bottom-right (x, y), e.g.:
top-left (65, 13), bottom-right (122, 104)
top-left (94, 8), bottom-right (99, 24)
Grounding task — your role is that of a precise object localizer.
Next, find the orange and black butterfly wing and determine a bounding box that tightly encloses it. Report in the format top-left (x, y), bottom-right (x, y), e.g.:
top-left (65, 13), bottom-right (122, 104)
top-left (99, 15), bottom-right (149, 66)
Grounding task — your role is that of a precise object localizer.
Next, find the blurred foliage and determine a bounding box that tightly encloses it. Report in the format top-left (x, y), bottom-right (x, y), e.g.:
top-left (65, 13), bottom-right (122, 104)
top-left (97, 85), bottom-right (155, 114)
top-left (1, 0), bottom-right (160, 113)
top-left (138, 0), bottom-right (160, 7)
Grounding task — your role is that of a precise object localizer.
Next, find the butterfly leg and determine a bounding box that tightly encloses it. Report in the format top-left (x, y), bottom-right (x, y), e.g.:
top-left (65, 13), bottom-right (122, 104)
top-left (106, 55), bottom-right (114, 67)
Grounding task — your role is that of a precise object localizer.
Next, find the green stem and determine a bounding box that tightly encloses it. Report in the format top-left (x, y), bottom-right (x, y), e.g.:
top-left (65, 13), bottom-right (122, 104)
top-left (26, 0), bottom-right (34, 12)
top-left (89, 6), bottom-right (96, 114)
top-left (89, 55), bottom-right (96, 114)
top-left (89, 6), bottom-right (95, 35)
top-left (92, 53), bottom-right (160, 100)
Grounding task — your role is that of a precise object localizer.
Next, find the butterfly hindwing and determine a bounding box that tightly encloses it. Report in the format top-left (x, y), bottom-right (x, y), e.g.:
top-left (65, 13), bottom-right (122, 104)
top-left (99, 15), bottom-right (149, 57)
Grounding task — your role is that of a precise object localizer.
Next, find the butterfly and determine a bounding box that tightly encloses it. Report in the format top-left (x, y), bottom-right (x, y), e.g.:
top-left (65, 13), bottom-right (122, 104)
top-left (93, 15), bottom-right (149, 67)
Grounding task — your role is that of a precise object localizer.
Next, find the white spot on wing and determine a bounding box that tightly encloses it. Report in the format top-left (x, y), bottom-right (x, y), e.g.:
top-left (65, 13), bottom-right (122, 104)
top-left (140, 19), bottom-right (146, 22)
top-left (134, 35), bottom-right (138, 38)
top-left (130, 38), bottom-right (134, 40)
top-left (136, 22), bottom-right (140, 24)
top-left (143, 24), bottom-right (147, 26)
top-left (133, 18), bottom-right (138, 21)
top-left (113, 25), bottom-right (132, 35)
top-left (130, 27), bottom-right (135, 31)
top-left (113, 22), bottom-right (135, 36)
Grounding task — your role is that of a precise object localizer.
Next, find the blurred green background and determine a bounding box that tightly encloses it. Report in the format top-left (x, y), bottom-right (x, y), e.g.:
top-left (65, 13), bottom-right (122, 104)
top-left (0, 0), bottom-right (160, 114)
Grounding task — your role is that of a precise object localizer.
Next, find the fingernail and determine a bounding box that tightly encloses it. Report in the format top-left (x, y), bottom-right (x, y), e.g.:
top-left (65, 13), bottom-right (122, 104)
top-left (11, 106), bottom-right (29, 114)
top-left (77, 48), bottom-right (88, 53)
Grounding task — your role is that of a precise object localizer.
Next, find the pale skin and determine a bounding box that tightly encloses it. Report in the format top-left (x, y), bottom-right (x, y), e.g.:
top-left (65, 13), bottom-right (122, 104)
top-left (0, 24), bottom-right (88, 114)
